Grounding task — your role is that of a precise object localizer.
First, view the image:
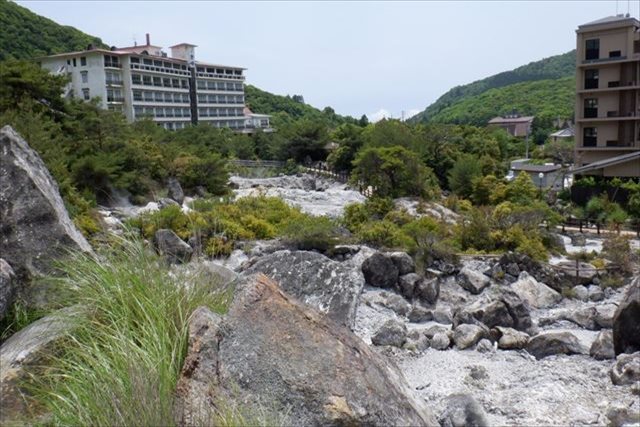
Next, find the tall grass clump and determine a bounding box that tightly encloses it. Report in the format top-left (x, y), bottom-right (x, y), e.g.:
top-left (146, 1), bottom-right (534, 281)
top-left (33, 237), bottom-right (230, 426)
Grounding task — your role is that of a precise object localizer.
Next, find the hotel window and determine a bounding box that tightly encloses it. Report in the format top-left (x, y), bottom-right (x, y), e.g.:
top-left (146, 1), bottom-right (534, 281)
top-left (131, 57), bottom-right (140, 64)
top-left (132, 74), bottom-right (142, 85)
top-left (584, 69), bottom-right (598, 89)
top-left (584, 98), bottom-right (598, 118)
top-left (133, 90), bottom-right (142, 101)
top-left (73, 58), bottom-right (77, 67)
top-left (80, 57), bottom-right (87, 66)
top-left (583, 127), bottom-right (597, 147)
top-left (585, 39), bottom-right (599, 60)
top-left (81, 71), bottom-right (88, 84)
top-left (82, 88), bottom-right (90, 100)
top-left (143, 75), bottom-right (152, 86)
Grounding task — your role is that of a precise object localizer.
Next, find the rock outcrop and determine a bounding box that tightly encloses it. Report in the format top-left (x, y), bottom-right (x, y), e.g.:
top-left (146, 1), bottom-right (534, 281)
top-left (371, 319), bottom-right (408, 347)
top-left (0, 126), bottom-right (92, 284)
top-left (166, 177), bottom-right (184, 205)
top-left (153, 229), bottom-right (193, 264)
top-left (0, 259), bottom-right (16, 321)
top-left (242, 250), bottom-right (365, 329)
top-left (438, 393), bottom-right (489, 427)
top-left (510, 271), bottom-right (561, 309)
top-left (526, 331), bottom-right (587, 360)
top-left (590, 330), bottom-right (615, 360)
top-left (457, 267), bottom-right (490, 295)
top-left (0, 307), bottom-right (78, 423)
top-left (610, 352), bottom-right (640, 386)
top-left (174, 274), bottom-right (437, 426)
top-left (613, 277), bottom-right (640, 355)
top-left (362, 252), bottom-right (399, 289)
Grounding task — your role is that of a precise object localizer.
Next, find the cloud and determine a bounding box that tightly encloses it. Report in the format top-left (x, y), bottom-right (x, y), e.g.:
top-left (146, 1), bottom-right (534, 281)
top-left (405, 108), bottom-right (422, 119)
top-left (367, 109), bottom-right (392, 123)
top-left (367, 108), bottom-right (423, 123)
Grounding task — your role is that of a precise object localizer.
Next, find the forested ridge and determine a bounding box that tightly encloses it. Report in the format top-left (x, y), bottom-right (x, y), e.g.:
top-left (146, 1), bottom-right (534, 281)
top-left (410, 51), bottom-right (576, 124)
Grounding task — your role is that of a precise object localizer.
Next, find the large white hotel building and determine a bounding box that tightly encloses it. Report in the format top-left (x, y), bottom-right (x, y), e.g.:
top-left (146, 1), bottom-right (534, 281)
top-left (38, 35), bottom-right (271, 132)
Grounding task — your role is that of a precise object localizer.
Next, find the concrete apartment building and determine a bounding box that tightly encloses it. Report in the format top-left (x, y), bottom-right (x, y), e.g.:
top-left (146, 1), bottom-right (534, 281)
top-left (574, 15), bottom-right (640, 177)
top-left (38, 35), bottom-right (271, 132)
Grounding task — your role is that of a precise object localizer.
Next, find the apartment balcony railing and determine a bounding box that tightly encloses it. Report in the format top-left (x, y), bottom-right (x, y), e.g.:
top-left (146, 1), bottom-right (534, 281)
top-left (582, 55), bottom-right (627, 64)
top-left (583, 136), bottom-right (597, 147)
top-left (104, 62), bottom-right (121, 69)
top-left (106, 79), bottom-right (123, 86)
top-left (107, 97), bottom-right (124, 103)
top-left (584, 108), bottom-right (598, 118)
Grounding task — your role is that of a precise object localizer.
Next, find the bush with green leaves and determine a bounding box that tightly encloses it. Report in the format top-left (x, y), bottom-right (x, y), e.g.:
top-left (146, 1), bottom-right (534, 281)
top-left (350, 146), bottom-right (440, 199)
top-left (282, 215), bottom-right (345, 252)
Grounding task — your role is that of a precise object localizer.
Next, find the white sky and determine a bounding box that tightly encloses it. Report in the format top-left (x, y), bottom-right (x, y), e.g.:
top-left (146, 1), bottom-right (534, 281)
top-left (17, 0), bottom-right (640, 120)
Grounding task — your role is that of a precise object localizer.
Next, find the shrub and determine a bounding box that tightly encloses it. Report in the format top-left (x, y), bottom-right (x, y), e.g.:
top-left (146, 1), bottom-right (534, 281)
top-left (603, 234), bottom-right (634, 274)
top-left (283, 215), bottom-right (344, 252)
top-left (356, 220), bottom-right (415, 250)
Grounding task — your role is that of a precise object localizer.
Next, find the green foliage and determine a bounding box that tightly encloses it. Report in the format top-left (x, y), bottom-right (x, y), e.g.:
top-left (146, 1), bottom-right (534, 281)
top-left (603, 234), bottom-right (635, 275)
top-left (170, 153), bottom-right (229, 195)
top-left (31, 238), bottom-right (230, 426)
top-left (0, 0), bottom-right (107, 61)
top-left (505, 172), bottom-right (539, 204)
top-left (448, 154), bottom-right (482, 198)
top-left (244, 84), bottom-right (356, 129)
top-left (410, 50), bottom-right (575, 124)
top-left (355, 220), bottom-right (415, 250)
top-left (418, 77), bottom-right (575, 129)
top-left (351, 146), bottom-right (440, 199)
top-left (282, 216), bottom-right (344, 252)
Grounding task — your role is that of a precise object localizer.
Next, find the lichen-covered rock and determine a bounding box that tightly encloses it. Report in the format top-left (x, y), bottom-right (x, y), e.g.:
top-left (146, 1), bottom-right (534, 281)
top-left (526, 331), bottom-right (588, 360)
top-left (242, 250), bottom-right (365, 329)
top-left (174, 275), bottom-right (437, 426)
top-left (0, 126), bottom-right (92, 286)
top-left (397, 273), bottom-right (420, 299)
top-left (167, 177), bottom-right (184, 204)
top-left (453, 324), bottom-right (488, 350)
top-left (389, 252), bottom-right (415, 275)
top-left (379, 293), bottom-right (411, 317)
top-left (610, 352), bottom-right (640, 385)
top-left (0, 307), bottom-right (78, 423)
top-left (408, 304), bottom-right (433, 323)
top-left (438, 393), bottom-right (489, 427)
top-left (457, 267), bottom-right (491, 295)
top-left (590, 330), bottom-right (615, 360)
top-left (613, 277), bottom-right (640, 355)
top-left (0, 259), bottom-right (16, 321)
top-left (362, 252), bottom-right (399, 288)
top-left (415, 277), bottom-right (440, 305)
top-left (431, 332), bottom-right (451, 350)
top-left (372, 318), bottom-right (408, 348)
top-left (510, 271), bottom-right (561, 309)
top-left (153, 229), bottom-right (193, 264)
top-left (494, 326), bottom-right (530, 350)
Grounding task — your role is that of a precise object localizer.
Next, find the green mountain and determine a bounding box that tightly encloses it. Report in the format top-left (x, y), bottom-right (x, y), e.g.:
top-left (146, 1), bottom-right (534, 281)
top-left (426, 76), bottom-right (575, 127)
top-left (244, 84), bottom-right (355, 126)
top-left (410, 51), bottom-right (576, 124)
top-left (0, 0), bottom-right (107, 60)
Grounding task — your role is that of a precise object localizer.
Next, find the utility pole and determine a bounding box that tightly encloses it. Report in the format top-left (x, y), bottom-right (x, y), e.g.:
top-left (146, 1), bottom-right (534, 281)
top-left (188, 59), bottom-right (198, 126)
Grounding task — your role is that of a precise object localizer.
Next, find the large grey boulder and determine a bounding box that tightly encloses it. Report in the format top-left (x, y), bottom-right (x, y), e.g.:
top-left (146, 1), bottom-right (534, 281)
top-left (493, 326), bottom-right (530, 350)
top-left (242, 250), bottom-right (365, 329)
top-left (613, 277), bottom-right (640, 355)
top-left (174, 275), bottom-right (438, 426)
top-left (457, 267), bottom-right (490, 295)
top-left (610, 352), bottom-right (640, 386)
top-left (464, 300), bottom-right (513, 329)
top-left (389, 252), bottom-right (415, 275)
top-left (555, 261), bottom-right (597, 285)
top-left (453, 324), bottom-right (488, 350)
top-left (398, 273), bottom-right (421, 299)
top-left (153, 229), bottom-right (193, 264)
top-left (499, 288), bottom-right (534, 332)
top-left (0, 307), bottom-right (78, 423)
top-left (0, 259), bottom-right (16, 321)
top-left (510, 271), bottom-right (561, 309)
top-left (0, 126), bottom-right (92, 284)
top-left (590, 330), bottom-right (615, 360)
top-left (438, 393), bottom-right (489, 427)
top-left (415, 277), bottom-right (440, 305)
top-left (498, 252), bottom-right (565, 291)
top-left (371, 319), bottom-right (408, 348)
top-left (362, 252), bottom-right (399, 288)
top-left (526, 331), bottom-right (588, 360)
top-left (166, 177), bottom-right (184, 204)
